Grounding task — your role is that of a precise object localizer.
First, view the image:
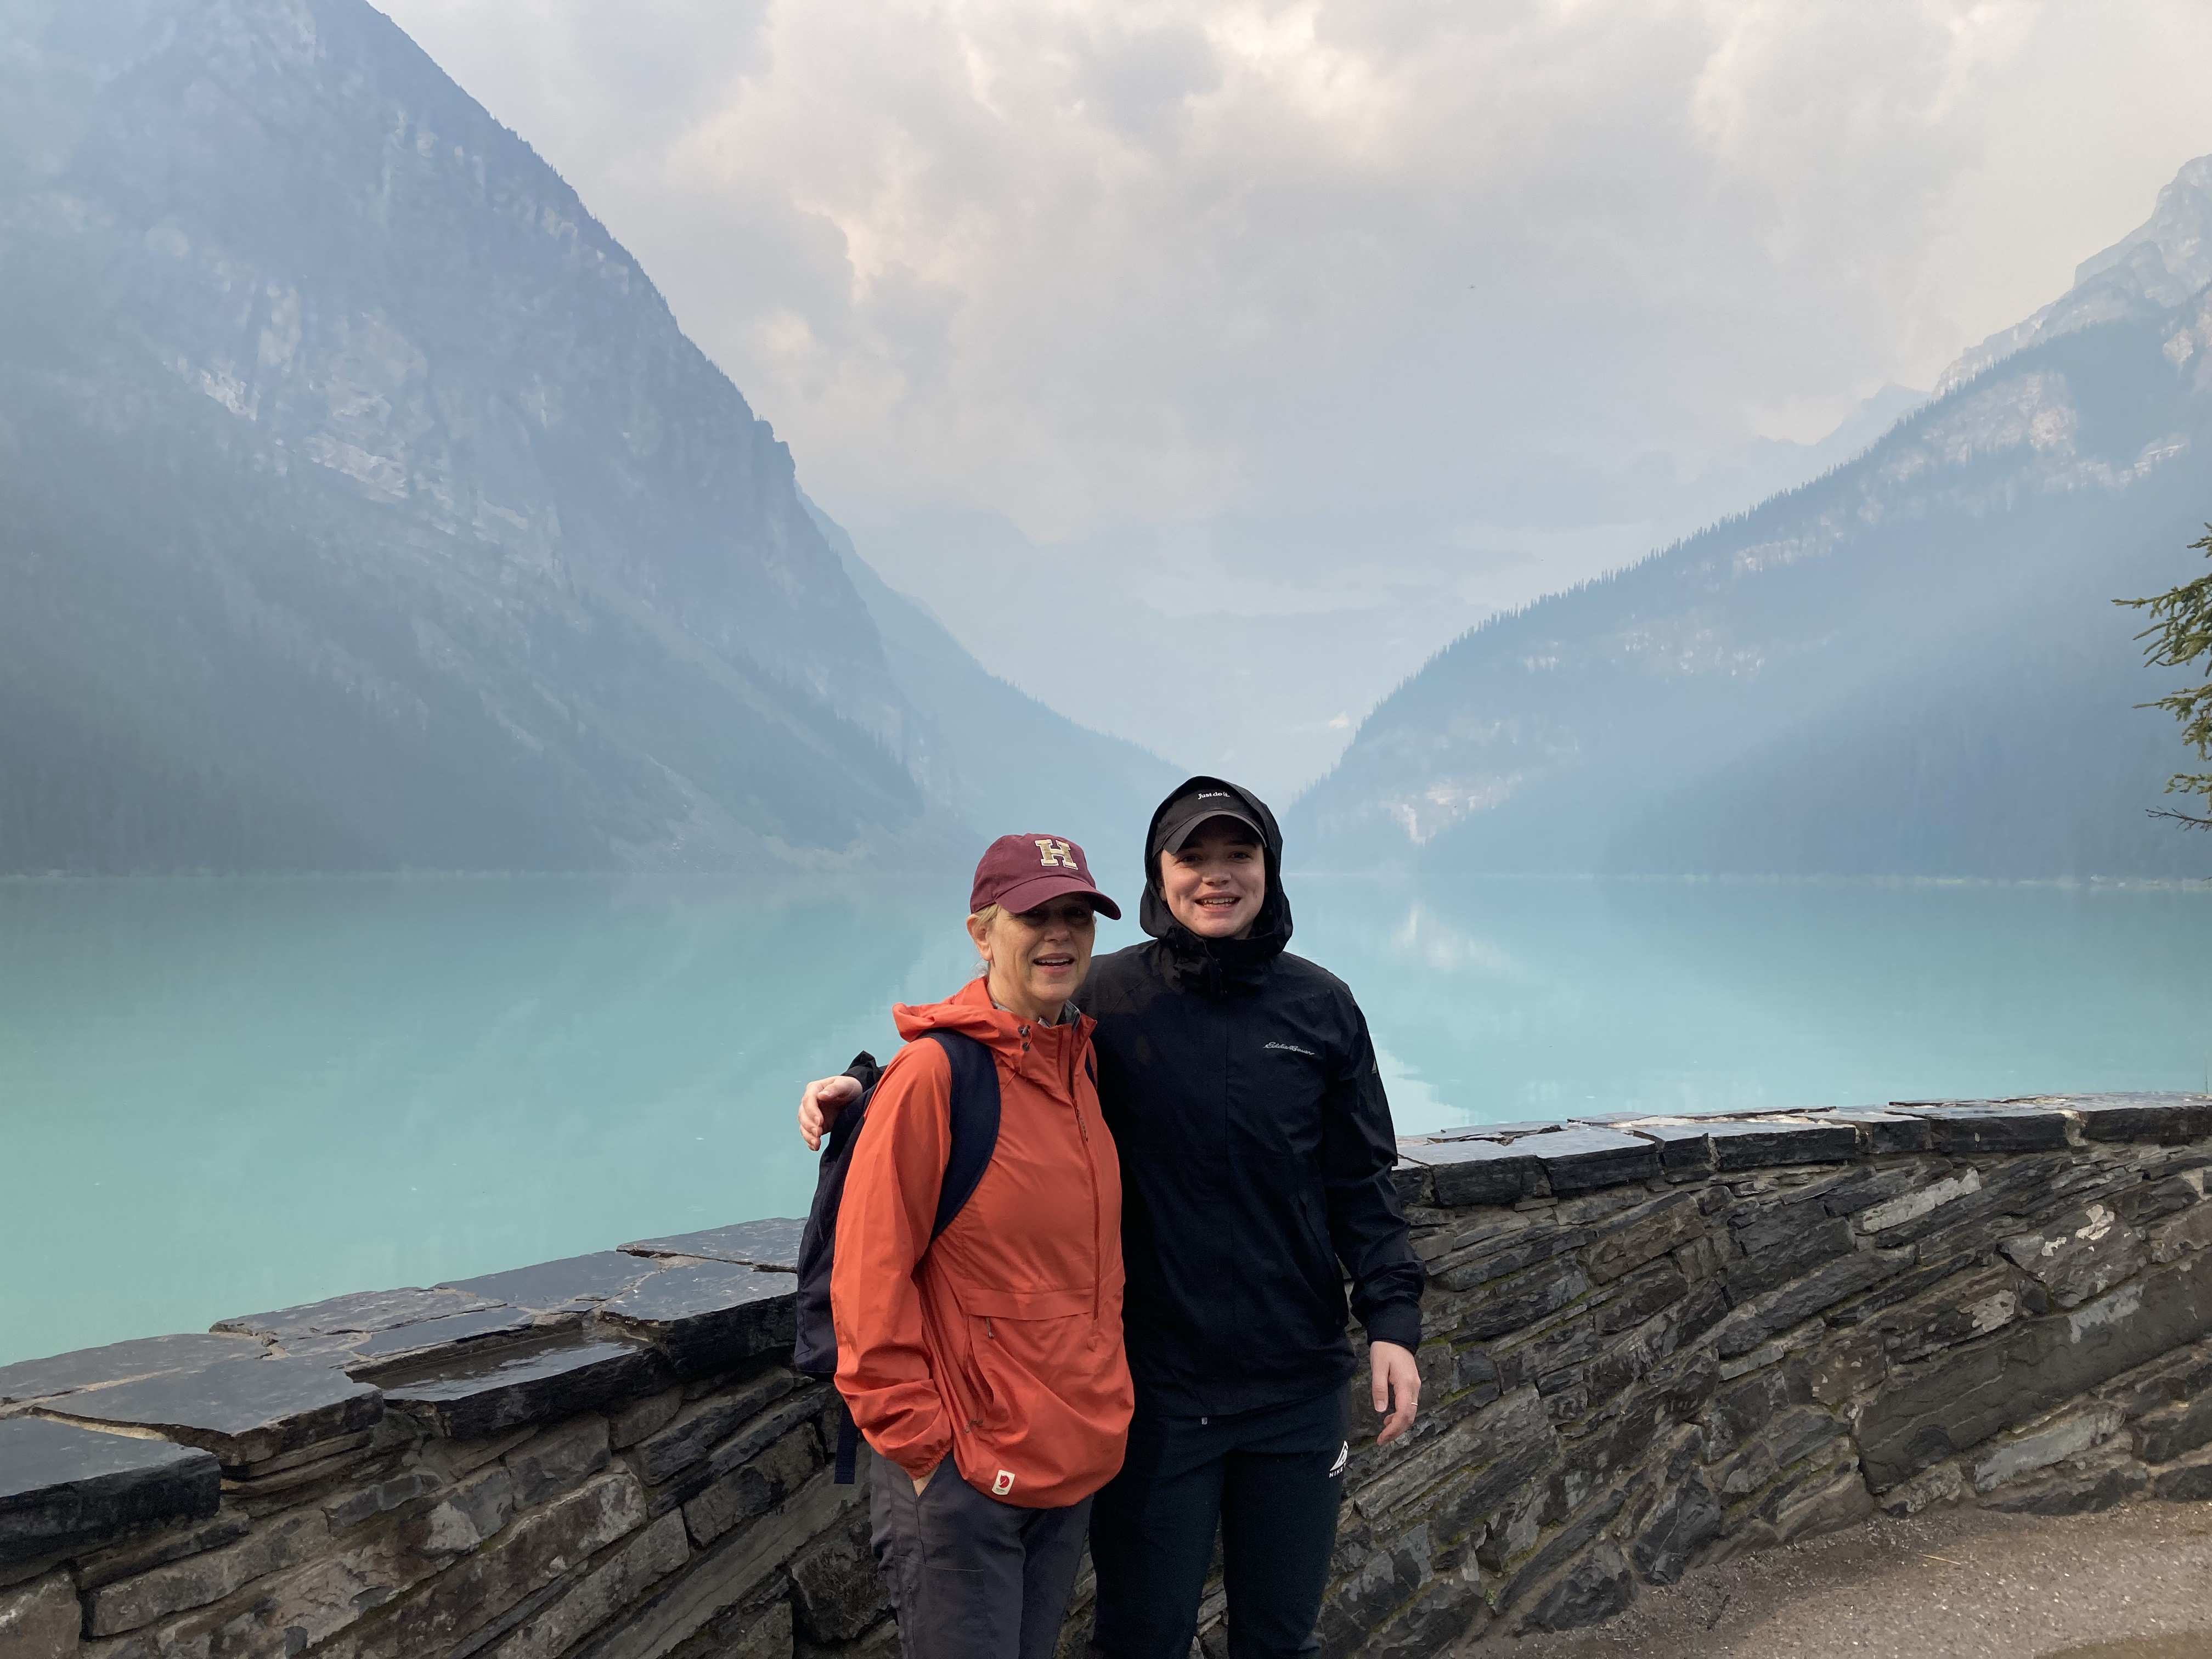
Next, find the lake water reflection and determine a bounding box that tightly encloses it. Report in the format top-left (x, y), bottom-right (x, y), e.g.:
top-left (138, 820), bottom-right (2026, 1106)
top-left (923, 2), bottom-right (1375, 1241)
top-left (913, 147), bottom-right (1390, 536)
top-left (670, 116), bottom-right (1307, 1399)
top-left (4, 872), bottom-right (2208, 1365)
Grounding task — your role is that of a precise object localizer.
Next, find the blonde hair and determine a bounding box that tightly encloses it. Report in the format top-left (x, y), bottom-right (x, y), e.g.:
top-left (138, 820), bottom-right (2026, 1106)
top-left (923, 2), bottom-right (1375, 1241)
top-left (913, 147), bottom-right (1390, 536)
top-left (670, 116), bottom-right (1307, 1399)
top-left (969, 904), bottom-right (1003, 977)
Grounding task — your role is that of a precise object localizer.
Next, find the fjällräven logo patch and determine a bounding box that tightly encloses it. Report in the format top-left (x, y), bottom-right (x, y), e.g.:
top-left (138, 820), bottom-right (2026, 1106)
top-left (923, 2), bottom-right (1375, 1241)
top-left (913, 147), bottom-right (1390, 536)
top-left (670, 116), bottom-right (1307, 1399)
top-left (992, 1470), bottom-right (1017, 1496)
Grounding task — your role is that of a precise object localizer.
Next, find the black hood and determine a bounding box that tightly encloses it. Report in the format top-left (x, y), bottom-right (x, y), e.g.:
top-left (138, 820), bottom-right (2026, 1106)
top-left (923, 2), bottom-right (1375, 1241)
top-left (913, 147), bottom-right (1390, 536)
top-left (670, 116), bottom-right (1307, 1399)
top-left (1139, 775), bottom-right (1291, 995)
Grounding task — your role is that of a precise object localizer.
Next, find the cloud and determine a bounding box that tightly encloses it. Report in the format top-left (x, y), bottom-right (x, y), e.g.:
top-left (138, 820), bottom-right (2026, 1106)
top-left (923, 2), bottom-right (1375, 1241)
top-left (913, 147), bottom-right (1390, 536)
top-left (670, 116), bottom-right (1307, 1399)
top-left (376, 0), bottom-right (2212, 787)
top-left (381, 0), bottom-right (2212, 528)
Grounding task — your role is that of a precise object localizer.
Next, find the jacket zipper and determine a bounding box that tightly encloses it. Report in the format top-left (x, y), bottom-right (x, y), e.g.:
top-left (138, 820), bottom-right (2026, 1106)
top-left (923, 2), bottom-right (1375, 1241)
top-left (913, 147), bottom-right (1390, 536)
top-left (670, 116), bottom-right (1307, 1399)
top-left (1073, 1032), bottom-right (1102, 1324)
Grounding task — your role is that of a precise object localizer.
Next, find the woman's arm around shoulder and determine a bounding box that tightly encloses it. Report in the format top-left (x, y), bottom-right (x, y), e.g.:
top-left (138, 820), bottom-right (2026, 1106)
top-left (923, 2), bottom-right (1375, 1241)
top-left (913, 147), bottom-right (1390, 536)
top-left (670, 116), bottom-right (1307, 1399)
top-left (797, 1052), bottom-right (881, 1150)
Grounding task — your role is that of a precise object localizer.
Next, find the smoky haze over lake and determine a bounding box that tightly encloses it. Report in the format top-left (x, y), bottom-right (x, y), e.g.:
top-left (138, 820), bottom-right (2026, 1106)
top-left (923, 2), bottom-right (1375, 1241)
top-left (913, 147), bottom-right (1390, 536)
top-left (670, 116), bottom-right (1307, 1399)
top-left (384, 0), bottom-right (2212, 795)
top-left (5, 0), bottom-right (2211, 882)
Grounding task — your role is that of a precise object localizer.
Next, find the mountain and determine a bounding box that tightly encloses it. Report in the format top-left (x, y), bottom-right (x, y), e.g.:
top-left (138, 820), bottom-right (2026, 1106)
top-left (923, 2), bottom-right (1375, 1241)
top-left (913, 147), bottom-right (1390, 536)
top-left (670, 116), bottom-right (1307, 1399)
top-left (804, 498), bottom-right (1177, 860)
top-left (833, 387), bottom-right (1928, 808)
top-left (1292, 158), bottom-right (2212, 879)
top-left (0, 0), bottom-right (1163, 873)
top-left (1940, 159), bottom-right (2212, 394)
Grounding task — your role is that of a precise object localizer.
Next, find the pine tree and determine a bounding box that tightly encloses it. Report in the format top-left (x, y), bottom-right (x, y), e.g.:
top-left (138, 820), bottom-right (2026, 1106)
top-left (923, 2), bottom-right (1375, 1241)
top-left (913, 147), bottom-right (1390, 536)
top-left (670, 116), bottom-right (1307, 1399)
top-left (2119, 526), bottom-right (2212, 830)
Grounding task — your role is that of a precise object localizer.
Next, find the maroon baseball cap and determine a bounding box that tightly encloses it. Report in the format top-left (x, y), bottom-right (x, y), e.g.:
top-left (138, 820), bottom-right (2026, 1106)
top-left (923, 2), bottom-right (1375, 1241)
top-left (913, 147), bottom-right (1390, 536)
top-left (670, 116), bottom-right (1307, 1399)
top-left (970, 833), bottom-right (1122, 919)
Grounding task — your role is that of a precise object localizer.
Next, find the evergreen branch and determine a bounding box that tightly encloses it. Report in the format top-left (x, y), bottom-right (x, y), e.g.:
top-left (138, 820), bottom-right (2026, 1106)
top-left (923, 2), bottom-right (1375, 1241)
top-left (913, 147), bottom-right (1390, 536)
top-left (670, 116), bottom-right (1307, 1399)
top-left (2148, 807), bottom-right (2212, 831)
top-left (2118, 528), bottom-right (2212, 830)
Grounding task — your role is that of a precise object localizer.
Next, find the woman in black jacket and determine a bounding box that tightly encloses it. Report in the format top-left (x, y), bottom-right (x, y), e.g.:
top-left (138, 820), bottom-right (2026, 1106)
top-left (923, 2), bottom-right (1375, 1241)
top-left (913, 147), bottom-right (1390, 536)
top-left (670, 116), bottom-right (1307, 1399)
top-left (802, 778), bottom-right (1425, 1659)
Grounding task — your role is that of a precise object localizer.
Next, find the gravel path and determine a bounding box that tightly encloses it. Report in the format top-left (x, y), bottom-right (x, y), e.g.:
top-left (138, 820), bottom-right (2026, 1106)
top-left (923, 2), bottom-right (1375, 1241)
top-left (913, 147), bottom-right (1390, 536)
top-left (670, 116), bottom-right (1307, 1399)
top-left (1459, 1499), bottom-right (2212, 1658)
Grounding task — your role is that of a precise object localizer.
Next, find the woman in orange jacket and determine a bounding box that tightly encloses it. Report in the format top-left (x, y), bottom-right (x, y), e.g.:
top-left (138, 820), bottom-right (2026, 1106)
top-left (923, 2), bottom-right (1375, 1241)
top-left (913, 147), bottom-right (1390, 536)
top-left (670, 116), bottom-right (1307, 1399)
top-left (832, 832), bottom-right (1133, 1659)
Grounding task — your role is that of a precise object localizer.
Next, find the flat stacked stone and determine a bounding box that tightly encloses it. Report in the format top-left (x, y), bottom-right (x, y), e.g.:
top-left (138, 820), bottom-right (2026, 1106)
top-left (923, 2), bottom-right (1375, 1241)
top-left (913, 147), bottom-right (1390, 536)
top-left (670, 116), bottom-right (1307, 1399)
top-left (619, 1217), bottom-right (805, 1271)
top-left (35, 1358), bottom-right (382, 1469)
top-left (0, 1418), bottom-right (220, 1568)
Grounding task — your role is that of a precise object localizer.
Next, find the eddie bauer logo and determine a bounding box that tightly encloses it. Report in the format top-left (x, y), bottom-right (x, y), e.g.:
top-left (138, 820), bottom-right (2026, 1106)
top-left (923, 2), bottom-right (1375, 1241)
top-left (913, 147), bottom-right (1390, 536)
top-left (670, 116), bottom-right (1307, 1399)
top-left (1266, 1041), bottom-right (1317, 1057)
top-left (1035, 838), bottom-right (1076, 868)
top-left (992, 1470), bottom-right (1017, 1496)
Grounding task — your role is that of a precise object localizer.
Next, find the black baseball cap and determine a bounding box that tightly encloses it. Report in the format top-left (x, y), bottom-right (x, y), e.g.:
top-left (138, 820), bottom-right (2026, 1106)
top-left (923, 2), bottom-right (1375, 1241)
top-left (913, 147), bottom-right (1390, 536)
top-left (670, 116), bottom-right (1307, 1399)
top-left (1150, 786), bottom-right (1264, 856)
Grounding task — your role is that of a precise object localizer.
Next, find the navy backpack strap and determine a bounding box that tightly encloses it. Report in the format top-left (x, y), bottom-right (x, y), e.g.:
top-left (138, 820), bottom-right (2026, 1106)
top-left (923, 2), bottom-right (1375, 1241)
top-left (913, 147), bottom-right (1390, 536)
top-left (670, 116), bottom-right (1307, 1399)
top-left (833, 1404), bottom-right (861, 1485)
top-left (924, 1030), bottom-right (1001, 1239)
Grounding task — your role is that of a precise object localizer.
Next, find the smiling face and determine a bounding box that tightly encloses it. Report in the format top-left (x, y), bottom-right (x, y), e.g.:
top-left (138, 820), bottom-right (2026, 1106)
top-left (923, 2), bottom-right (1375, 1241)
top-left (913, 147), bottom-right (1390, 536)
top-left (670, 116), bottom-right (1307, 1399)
top-left (1159, 820), bottom-right (1267, 939)
top-left (968, 895), bottom-right (1098, 1023)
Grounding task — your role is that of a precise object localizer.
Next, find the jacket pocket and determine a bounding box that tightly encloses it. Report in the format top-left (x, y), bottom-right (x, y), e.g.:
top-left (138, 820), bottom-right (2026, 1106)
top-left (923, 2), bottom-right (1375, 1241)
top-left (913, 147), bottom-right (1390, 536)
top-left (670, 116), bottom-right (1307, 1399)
top-left (952, 1287), bottom-right (1094, 1435)
top-left (961, 1286), bottom-right (1092, 1320)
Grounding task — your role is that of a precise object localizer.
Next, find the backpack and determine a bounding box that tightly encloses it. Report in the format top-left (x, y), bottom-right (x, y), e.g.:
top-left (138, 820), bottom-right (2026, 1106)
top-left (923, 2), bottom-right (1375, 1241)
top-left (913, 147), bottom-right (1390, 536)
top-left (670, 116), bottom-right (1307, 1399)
top-left (794, 1029), bottom-right (1002, 1483)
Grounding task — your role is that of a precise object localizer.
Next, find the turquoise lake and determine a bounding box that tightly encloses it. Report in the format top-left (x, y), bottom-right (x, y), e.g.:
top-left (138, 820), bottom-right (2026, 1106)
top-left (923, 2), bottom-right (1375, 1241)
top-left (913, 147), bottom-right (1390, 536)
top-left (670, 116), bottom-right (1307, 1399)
top-left (4, 872), bottom-right (2210, 1367)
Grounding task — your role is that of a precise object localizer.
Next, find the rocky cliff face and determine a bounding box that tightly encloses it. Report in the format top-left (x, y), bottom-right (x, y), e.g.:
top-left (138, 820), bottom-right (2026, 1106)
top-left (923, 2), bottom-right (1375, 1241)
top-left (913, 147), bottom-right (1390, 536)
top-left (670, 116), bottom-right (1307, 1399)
top-left (1293, 155), bottom-right (2212, 879)
top-left (0, 0), bottom-right (1151, 873)
top-left (1941, 157), bottom-right (2212, 394)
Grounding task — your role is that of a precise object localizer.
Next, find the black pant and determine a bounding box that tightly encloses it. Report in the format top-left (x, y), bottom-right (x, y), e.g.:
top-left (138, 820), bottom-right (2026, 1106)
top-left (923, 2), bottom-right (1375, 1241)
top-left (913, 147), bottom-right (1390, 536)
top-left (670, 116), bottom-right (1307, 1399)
top-left (1089, 1385), bottom-right (1348, 1659)
top-left (872, 1463), bottom-right (1093, 1659)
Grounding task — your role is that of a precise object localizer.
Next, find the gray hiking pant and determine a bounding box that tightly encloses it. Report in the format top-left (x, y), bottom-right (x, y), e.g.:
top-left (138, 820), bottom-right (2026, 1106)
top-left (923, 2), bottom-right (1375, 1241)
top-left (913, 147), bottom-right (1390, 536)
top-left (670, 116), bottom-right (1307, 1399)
top-left (871, 1462), bottom-right (1093, 1659)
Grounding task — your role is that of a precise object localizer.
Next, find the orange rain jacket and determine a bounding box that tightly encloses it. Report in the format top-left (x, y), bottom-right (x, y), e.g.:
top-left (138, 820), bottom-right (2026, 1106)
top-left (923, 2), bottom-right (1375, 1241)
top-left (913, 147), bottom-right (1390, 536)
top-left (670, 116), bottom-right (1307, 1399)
top-left (831, 977), bottom-right (1132, 1509)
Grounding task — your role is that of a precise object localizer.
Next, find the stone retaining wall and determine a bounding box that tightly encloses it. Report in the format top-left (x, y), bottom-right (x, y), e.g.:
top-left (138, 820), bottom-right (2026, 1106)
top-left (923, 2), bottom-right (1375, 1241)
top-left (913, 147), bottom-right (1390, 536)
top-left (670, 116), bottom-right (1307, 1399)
top-left (1374, 1092), bottom-right (2212, 1651)
top-left (6, 1094), bottom-right (2212, 1658)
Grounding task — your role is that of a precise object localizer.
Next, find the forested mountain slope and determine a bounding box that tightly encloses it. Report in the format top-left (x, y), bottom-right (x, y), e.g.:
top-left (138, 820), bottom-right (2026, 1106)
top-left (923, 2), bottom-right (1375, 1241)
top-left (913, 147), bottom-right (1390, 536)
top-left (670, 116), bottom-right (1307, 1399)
top-left (1293, 159), bottom-right (2212, 879)
top-left (0, 0), bottom-right (1162, 872)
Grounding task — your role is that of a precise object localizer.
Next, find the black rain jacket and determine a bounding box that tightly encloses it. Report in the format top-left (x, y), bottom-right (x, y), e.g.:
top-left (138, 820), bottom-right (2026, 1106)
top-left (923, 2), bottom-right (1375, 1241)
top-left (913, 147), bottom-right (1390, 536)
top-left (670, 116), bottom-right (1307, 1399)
top-left (1074, 777), bottom-right (1423, 1417)
top-left (847, 777), bottom-right (1425, 1417)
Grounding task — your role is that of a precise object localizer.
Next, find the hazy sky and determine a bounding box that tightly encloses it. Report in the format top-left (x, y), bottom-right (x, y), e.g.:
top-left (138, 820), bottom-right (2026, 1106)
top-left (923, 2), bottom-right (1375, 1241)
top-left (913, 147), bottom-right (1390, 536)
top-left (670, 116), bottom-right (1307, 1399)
top-left (378, 0), bottom-right (2212, 790)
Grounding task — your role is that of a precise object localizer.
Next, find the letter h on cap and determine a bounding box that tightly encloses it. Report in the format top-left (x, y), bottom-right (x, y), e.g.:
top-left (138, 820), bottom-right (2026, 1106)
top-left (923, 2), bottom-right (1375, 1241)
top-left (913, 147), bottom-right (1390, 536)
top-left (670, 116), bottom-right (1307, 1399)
top-left (1035, 838), bottom-right (1076, 868)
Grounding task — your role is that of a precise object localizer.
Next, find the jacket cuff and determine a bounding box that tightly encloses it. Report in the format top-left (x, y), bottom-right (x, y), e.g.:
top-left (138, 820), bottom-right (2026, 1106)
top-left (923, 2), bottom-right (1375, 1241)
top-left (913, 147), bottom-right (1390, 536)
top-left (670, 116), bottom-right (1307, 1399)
top-left (844, 1050), bottom-right (882, 1092)
top-left (848, 1397), bottom-right (952, 1482)
top-left (894, 1444), bottom-right (951, 1482)
top-left (882, 1417), bottom-right (952, 1482)
top-left (1362, 1300), bottom-right (1424, 1352)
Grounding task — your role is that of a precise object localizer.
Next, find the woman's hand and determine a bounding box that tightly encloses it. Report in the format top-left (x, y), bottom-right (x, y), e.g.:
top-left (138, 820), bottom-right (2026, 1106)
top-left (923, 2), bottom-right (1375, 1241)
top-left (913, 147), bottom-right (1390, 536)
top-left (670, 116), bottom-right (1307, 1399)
top-left (798, 1074), bottom-right (864, 1151)
top-left (1368, 1340), bottom-right (1422, 1446)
